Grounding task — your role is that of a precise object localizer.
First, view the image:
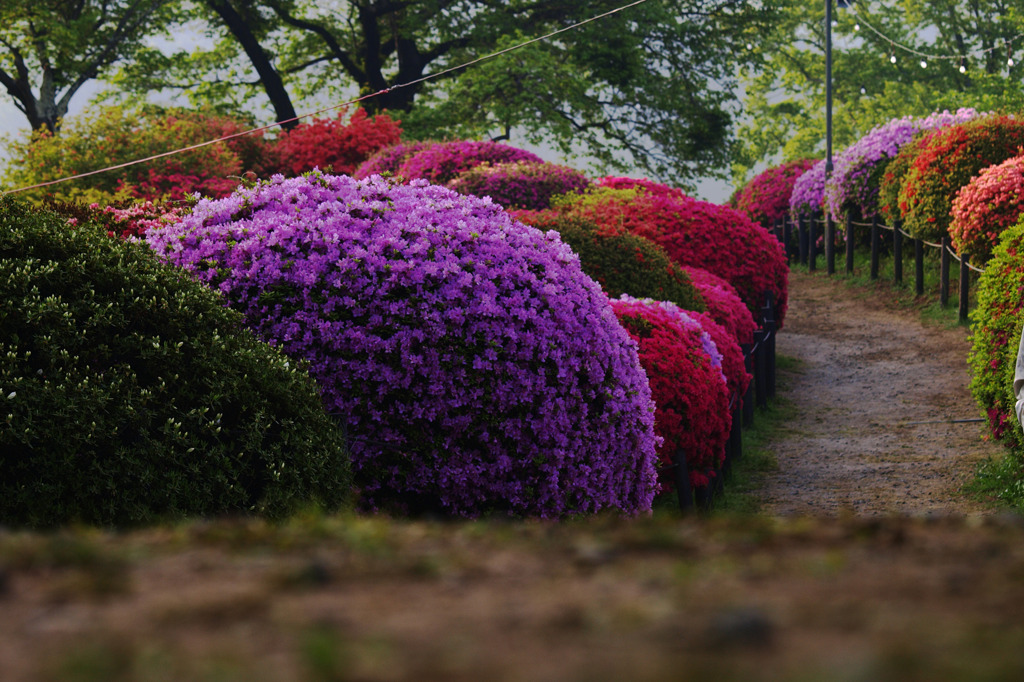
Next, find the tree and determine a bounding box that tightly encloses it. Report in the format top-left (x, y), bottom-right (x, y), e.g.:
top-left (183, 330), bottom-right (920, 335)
top-left (732, 0), bottom-right (1024, 181)
top-left (117, 0), bottom-right (780, 190)
top-left (0, 0), bottom-right (175, 132)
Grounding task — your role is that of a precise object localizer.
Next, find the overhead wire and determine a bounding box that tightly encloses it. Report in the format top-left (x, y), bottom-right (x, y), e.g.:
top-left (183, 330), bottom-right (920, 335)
top-left (2, 0), bottom-right (653, 197)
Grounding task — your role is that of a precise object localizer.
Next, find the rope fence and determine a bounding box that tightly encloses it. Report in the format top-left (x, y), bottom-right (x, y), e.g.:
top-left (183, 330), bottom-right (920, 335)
top-left (776, 212), bottom-right (983, 324)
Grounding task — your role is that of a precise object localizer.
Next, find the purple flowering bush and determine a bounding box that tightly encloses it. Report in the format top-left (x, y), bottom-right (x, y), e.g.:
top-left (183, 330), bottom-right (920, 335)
top-left (788, 159), bottom-right (827, 218)
top-left (147, 173), bottom-right (659, 518)
top-left (396, 140), bottom-right (543, 185)
top-left (447, 161), bottom-right (592, 210)
top-left (824, 109), bottom-right (979, 221)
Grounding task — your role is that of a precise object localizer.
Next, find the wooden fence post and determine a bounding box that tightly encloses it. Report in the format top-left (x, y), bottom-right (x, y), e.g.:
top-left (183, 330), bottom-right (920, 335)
top-left (741, 343), bottom-right (754, 427)
top-left (893, 219), bottom-right (903, 285)
top-left (826, 213), bottom-right (836, 275)
top-left (784, 217), bottom-right (794, 264)
top-left (958, 254), bottom-right (970, 323)
top-left (762, 293), bottom-right (776, 399)
top-left (940, 236), bottom-right (951, 307)
top-left (729, 396), bottom-right (743, 464)
top-left (914, 238), bottom-right (925, 296)
top-left (845, 213), bottom-right (855, 274)
top-left (870, 215), bottom-right (880, 280)
top-left (673, 449), bottom-right (694, 514)
top-left (798, 214), bottom-right (808, 265)
top-left (808, 212), bottom-right (818, 272)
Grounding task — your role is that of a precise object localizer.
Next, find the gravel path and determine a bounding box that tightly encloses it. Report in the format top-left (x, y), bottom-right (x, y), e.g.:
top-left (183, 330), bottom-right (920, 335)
top-left (758, 268), bottom-right (1001, 516)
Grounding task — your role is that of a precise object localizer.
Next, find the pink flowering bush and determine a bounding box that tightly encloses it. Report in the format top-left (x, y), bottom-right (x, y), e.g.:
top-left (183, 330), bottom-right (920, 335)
top-left (352, 141), bottom-right (432, 179)
top-left (610, 295), bottom-right (730, 490)
top-left (683, 266), bottom-right (757, 346)
top-left (563, 187), bottom-right (789, 328)
top-left (447, 161), bottom-right (591, 210)
top-left (899, 115), bottom-right (1024, 242)
top-left (95, 201), bottom-right (190, 240)
top-left (147, 173), bottom-right (659, 518)
top-left (396, 140), bottom-right (543, 185)
top-left (950, 154), bottom-right (1024, 263)
top-left (731, 158), bottom-right (816, 227)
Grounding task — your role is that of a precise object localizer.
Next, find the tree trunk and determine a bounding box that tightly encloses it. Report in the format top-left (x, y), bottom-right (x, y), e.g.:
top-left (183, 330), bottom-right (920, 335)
top-left (206, 0), bottom-right (299, 130)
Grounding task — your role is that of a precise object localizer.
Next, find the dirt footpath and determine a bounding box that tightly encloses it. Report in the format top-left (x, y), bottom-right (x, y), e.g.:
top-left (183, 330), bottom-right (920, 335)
top-left (759, 268), bottom-right (1001, 516)
top-left (5, 268), bottom-right (1024, 682)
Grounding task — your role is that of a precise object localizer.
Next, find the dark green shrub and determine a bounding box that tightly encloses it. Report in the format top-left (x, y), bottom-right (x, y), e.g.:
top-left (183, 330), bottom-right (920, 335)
top-left (968, 217), bottom-right (1024, 452)
top-left (0, 198), bottom-right (351, 528)
top-left (511, 210), bottom-right (705, 313)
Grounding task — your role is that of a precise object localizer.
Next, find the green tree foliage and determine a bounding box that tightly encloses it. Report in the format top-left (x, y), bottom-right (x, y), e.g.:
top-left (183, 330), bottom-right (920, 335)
top-left (113, 0), bottom-right (779, 190)
top-left (0, 0), bottom-right (176, 132)
top-left (734, 0), bottom-right (1024, 181)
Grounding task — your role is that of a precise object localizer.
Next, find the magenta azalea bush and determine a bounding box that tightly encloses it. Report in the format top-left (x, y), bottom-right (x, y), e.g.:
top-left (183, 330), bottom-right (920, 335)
top-left (596, 176), bottom-right (686, 197)
top-left (731, 158), bottom-right (817, 227)
top-left (824, 109), bottom-right (979, 221)
top-left (447, 161), bottom-right (592, 210)
top-left (950, 154), bottom-right (1024, 263)
top-left (147, 173), bottom-right (659, 518)
top-left (683, 266), bottom-right (757, 346)
top-left (351, 141), bottom-right (431, 180)
top-left (396, 140), bottom-right (542, 185)
top-left (610, 295), bottom-right (730, 490)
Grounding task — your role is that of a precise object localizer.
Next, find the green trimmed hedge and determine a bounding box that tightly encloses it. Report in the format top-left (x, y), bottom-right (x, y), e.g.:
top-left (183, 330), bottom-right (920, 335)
top-left (0, 199), bottom-right (352, 527)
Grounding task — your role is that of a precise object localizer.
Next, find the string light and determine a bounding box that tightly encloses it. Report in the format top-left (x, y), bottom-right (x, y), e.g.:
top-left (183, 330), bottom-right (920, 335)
top-left (846, 0), bottom-right (1024, 72)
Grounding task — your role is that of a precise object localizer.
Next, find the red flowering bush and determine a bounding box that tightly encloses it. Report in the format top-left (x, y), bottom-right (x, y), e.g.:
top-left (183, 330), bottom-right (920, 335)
top-left (272, 108), bottom-right (402, 177)
top-left (610, 296), bottom-right (731, 490)
top-left (510, 210), bottom-right (705, 312)
top-left (683, 266), bottom-right (757, 346)
top-left (447, 161), bottom-right (591, 210)
top-left (899, 115), bottom-right (1024, 242)
top-left (968, 218), bottom-right (1024, 450)
top-left (351, 141), bottom-right (431, 179)
top-left (563, 187), bottom-right (789, 328)
top-left (396, 140), bottom-right (543, 185)
top-left (950, 154), bottom-right (1024, 263)
top-left (731, 159), bottom-right (817, 227)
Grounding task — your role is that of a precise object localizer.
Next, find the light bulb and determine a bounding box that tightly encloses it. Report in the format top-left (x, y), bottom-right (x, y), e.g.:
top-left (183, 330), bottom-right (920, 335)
top-left (920, 59), bottom-right (927, 68)
top-left (860, 87), bottom-right (867, 94)
top-left (1010, 58), bottom-right (1016, 67)
top-left (854, 23), bottom-right (860, 31)
top-left (890, 54), bottom-right (897, 64)
top-left (959, 64), bottom-right (967, 73)
top-left (746, 43), bottom-right (753, 50)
